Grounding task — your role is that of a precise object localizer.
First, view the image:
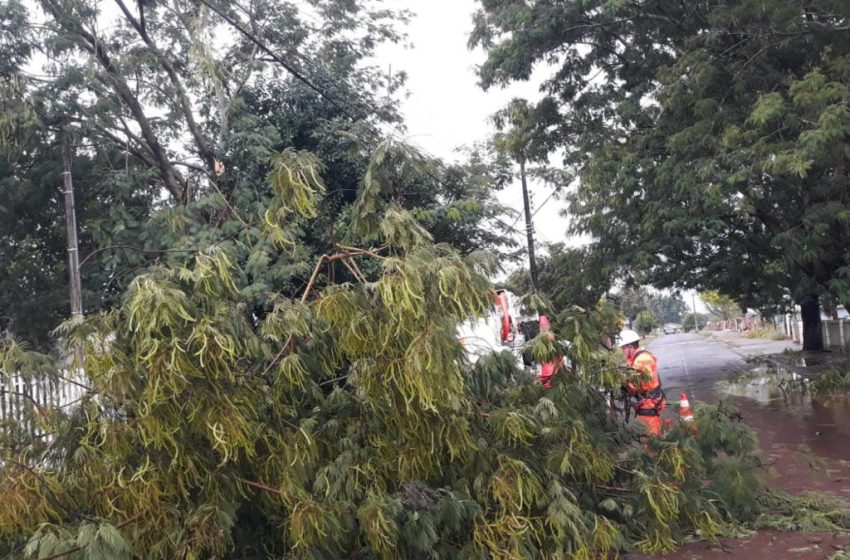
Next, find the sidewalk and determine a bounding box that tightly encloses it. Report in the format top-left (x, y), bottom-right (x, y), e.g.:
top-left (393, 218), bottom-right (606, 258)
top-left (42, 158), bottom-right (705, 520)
top-left (704, 329), bottom-right (850, 377)
top-left (703, 329), bottom-right (800, 357)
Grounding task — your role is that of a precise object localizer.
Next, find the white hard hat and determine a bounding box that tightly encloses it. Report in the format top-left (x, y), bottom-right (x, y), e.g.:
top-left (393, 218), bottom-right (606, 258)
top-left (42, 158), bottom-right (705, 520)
top-left (617, 329), bottom-right (641, 347)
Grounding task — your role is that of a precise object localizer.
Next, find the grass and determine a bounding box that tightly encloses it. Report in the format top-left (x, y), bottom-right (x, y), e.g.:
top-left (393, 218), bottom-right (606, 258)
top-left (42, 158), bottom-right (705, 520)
top-left (810, 367), bottom-right (850, 395)
top-left (743, 326), bottom-right (787, 341)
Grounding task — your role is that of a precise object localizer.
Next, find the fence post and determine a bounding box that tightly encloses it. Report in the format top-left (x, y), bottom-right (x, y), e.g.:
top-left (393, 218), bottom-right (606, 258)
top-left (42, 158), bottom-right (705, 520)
top-left (841, 318), bottom-right (847, 351)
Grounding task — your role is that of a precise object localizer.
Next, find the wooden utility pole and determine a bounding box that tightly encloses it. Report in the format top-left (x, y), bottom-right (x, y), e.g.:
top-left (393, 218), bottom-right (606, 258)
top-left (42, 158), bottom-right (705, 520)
top-left (692, 292), bottom-right (699, 332)
top-left (60, 130), bottom-right (83, 319)
top-left (519, 154), bottom-right (539, 293)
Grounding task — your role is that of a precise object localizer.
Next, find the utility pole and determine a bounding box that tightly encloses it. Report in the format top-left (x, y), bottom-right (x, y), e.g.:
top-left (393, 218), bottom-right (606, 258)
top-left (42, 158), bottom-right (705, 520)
top-left (519, 153), bottom-right (539, 293)
top-left (692, 292), bottom-right (699, 332)
top-left (60, 130), bottom-right (83, 320)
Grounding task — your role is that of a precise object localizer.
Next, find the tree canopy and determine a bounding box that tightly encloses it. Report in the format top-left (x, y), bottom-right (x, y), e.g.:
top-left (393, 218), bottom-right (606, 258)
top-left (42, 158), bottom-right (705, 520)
top-left (633, 310), bottom-right (659, 335)
top-left (471, 0), bottom-right (850, 350)
top-left (0, 0), bottom-right (518, 348)
top-left (702, 291), bottom-right (742, 322)
top-left (506, 242), bottom-right (615, 317)
top-left (1, 138), bottom-right (789, 559)
top-left (614, 287), bottom-right (687, 325)
top-left (3, 3), bottom-right (850, 558)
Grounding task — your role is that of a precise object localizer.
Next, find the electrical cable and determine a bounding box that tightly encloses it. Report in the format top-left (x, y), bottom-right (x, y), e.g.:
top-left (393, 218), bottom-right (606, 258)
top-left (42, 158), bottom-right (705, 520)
top-left (197, 0), bottom-right (533, 199)
top-left (508, 184), bottom-right (561, 231)
top-left (164, 0), bottom-right (561, 252)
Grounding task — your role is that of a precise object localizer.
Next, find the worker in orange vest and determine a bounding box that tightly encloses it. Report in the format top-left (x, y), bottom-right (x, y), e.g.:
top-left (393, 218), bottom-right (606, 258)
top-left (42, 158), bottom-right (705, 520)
top-left (617, 329), bottom-right (666, 436)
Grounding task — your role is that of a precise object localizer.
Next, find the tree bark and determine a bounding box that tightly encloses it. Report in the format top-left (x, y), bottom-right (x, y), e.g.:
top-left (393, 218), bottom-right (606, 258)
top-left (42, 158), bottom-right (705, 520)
top-left (519, 155), bottom-right (539, 293)
top-left (799, 293), bottom-right (824, 351)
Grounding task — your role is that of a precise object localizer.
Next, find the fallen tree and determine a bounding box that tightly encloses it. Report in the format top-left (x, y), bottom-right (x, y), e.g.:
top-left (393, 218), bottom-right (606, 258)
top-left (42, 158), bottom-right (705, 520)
top-left (0, 145), bottom-right (830, 559)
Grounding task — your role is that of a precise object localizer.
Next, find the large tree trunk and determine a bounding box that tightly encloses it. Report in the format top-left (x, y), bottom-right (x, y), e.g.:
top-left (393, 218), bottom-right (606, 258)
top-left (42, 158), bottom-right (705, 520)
top-left (800, 294), bottom-right (824, 351)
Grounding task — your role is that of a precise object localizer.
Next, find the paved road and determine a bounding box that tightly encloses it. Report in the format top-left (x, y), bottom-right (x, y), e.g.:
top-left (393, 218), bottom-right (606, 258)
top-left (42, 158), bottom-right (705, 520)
top-left (648, 331), bottom-right (850, 466)
top-left (646, 333), bottom-right (748, 399)
top-left (632, 333), bottom-right (850, 560)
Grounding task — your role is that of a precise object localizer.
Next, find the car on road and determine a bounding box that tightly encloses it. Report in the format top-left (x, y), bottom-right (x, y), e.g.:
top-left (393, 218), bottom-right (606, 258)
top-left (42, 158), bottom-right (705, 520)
top-left (663, 323), bottom-right (683, 335)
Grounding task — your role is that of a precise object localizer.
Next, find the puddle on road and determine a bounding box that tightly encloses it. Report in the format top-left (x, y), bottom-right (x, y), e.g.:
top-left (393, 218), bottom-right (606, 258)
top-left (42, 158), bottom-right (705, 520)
top-left (717, 363), bottom-right (850, 462)
top-left (719, 364), bottom-right (811, 406)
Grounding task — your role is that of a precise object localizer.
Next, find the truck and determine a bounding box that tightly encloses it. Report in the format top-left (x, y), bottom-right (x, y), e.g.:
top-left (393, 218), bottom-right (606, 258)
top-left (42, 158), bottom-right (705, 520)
top-left (457, 289), bottom-right (529, 365)
top-left (457, 289), bottom-right (565, 386)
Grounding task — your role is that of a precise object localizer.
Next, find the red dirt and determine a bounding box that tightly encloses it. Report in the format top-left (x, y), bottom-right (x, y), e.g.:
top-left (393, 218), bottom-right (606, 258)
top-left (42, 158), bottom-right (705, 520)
top-left (628, 530), bottom-right (849, 560)
top-left (628, 391), bottom-right (850, 559)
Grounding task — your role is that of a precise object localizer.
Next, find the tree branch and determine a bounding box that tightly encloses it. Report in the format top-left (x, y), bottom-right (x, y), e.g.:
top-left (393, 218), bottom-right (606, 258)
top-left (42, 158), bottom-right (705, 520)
top-left (86, 120), bottom-right (158, 169)
top-left (238, 477), bottom-right (282, 496)
top-left (258, 250), bottom-right (376, 379)
top-left (194, 0), bottom-right (358, 121)
top-left (80, 244), bottom-right (198, 269)
top-left (113, 0), bottom-right (217, 176)
top-left (35, 509), bottom-right (149, 560)
top-left (39, 0), bottom-right (188, 203)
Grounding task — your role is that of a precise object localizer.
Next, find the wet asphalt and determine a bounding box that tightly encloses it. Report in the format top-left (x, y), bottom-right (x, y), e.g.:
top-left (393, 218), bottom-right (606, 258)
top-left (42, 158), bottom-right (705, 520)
top-left (647, 333), bottom-right (749, 399)
top-left (648, 331), bottom-right (850, 466)
top-left (631, 333), bottom-right (850, 560)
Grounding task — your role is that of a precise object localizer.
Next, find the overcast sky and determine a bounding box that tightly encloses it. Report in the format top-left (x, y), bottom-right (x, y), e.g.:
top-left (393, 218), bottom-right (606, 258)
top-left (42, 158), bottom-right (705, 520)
top-left (373, 2), bottom-right (709, 311)
top-left (374, 0), bottom-right (571, 250)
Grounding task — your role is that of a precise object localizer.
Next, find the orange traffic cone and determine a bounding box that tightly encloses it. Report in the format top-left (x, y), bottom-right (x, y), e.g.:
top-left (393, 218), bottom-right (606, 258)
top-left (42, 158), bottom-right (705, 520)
top-left (678, 392), bottom-right (694, 423)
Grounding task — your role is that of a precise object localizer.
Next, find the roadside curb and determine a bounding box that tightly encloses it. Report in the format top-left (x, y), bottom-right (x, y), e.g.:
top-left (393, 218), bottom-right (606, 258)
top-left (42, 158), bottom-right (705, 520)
top-left (700, 332), bottom-right (807, 374)
top-left (700, 332), bottom-right (850, 380)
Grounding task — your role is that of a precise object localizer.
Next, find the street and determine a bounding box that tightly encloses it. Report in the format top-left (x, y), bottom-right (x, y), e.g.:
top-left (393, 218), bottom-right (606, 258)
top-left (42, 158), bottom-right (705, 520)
top-left (630, 332), bottom-right (850, 560)
top-left (648, 331), bottom-right (850, 470)
top-left (648, 333), bottom-right (750, 396)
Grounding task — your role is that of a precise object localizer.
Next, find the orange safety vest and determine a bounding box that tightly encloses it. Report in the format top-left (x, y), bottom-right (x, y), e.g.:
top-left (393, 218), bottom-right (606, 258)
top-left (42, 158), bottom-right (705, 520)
top-left (626, 349), bottom-right (665, 433)
top-left (625, 349), bottom-right (660, 394)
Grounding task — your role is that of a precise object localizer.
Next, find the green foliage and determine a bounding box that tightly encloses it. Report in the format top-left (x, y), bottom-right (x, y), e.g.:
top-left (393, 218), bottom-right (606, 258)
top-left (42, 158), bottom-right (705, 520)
top-left (647, 293), bottom-right (688, 325)
top-left (472, 0), bottom-right (850, 350)
top-left (0, 1), bottom-right (516, 349)
top-left (490, 98), bottom-right (557, 164)
top-left (266, 149), bottom-right (327, 229)
top-left (683, 313), bottom-right (710, 333)
top-left (3, 2), bottom-right (836, 556)
top-left (703, 291), bottom-right (742, 321)
top-left (633, 311), bottom-right (659, 335)
top-left (810, 368), bottom-right (850, 396)
top-left (610, 287), bottom-right (688, 325)
top-left (755, 491), bottom-right (850, 533)
top-left (506, 243), bottom-right (614, 313)
top-left (0, 0), bottom-right (405, 348)
top-left (0, 133), bottom-right (154, 347)
top-left (743, 326), bottom-right (787, 341)
top-left (0, 144), bottom-right (781, 559)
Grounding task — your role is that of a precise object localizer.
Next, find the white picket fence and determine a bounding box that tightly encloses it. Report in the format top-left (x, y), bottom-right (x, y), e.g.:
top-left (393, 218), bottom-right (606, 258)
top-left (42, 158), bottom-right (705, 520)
top-left (781, 312), bottom-right (850, 351)
top-left (0, 369), bottom-right (87, 434)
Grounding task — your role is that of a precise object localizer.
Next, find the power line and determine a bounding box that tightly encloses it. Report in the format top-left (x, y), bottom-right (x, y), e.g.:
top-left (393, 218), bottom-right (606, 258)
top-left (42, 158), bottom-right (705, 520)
top-left (198, 0), bottom-right (495, 189)
top-left (194, 0), bottom-right (559, 252)
top-left (532, 187), bottom-right (561, 218)
top-left (508, 184), bottom-right (561, 231)
top-left (196, 0), bottom-right (361, 123)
